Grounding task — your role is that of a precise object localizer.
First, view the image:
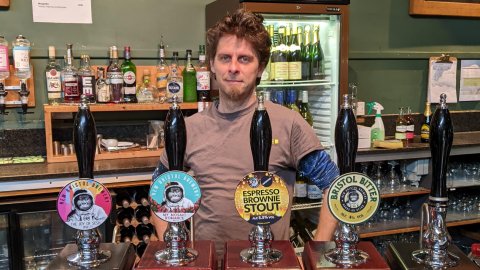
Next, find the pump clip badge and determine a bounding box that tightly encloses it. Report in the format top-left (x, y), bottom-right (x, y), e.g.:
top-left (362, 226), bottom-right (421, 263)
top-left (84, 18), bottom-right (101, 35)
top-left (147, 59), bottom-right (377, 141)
top-left (327, 172), bottom-right (380, 224)
top-left (57, 179), bottom-right (112, 231)
top-left (150, 170), bottom-right (202, 223)
top-left (234, 171), bottom-right (289, 226)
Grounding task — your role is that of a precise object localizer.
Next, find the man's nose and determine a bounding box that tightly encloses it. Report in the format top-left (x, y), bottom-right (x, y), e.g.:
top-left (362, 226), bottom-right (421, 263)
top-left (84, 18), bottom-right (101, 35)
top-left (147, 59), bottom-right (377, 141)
top-left (228, 59), bottom-right (239, 73)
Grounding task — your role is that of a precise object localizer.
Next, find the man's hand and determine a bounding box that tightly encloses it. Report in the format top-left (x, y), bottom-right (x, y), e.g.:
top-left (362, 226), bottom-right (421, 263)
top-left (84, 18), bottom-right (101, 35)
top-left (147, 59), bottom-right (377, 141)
top-left (313, 188), bottom-right (337, 241)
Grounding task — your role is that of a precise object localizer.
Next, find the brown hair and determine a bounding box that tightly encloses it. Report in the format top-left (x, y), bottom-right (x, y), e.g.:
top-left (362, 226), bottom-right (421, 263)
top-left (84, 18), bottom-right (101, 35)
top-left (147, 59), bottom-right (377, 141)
top-left (206, 8), bottom-right (271, 69)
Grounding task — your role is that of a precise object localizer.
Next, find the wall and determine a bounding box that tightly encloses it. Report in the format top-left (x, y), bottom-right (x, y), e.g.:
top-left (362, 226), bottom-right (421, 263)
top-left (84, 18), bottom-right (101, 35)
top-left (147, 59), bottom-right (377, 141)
top-left (349, 0), bottom-right (480, 114)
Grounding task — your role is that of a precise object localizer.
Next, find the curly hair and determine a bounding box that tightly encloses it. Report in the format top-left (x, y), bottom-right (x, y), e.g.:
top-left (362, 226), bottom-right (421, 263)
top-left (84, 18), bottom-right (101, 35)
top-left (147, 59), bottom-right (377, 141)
top-left (206, 8), bottom-right (271, 69)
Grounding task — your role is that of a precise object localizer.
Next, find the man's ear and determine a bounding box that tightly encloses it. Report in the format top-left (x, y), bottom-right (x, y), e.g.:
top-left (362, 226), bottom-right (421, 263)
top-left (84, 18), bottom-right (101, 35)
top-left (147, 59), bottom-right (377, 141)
top-left (210, 60), bottom-right (215, 74)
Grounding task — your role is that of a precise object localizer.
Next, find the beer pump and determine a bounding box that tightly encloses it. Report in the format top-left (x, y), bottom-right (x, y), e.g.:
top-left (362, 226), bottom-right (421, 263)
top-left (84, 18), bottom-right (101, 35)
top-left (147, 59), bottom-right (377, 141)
top-left (302, 94), bottom-right (388, 270)
top-left (224, 93), bottom-right (300, 269)
top-left (137, 95), bottom-right (216, 270)
top-left (386, 94), bottom-right (478, 270)
top-left (47, 95), bottom-right (136, 269)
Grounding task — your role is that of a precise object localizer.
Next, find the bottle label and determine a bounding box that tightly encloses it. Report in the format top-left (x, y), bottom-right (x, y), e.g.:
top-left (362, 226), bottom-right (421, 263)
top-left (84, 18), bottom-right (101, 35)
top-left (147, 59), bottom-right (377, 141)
top-left (97, 83), bottom-right (110, 102)
top-left (0, 45), bottom-right (9, 72)
top-left (395, 132), bottom-right (407, 140)
top-left (196, 71), bottom-right (210, 90)
top-left (13, 46), bottom-right (30, 70)
top-left (63, 75), bottom-right (79, 97)
top-left (396, 125), bottom-right (407, 132)
top-left (406, 131), bottom-right (414, 140)
top-left (124, 86), bottom-right (136, 95)
top-left (421, 125), bottom-right (429, 140)
top-left (295, 183), bottom-right (307, 198)
top-left (269, 62), bottom-right (276, 81)
top-left (274, 62), bottom-right (288, 80)
top-left (107, 72), bottom-right (123, 84)
top-left (156, 72), bottom-right (168, 89)
top-left (406, 124), bottom-right (414, 132)
top-left (123, 71), bottom-right (136, 85)
top-left (81, 75), bottom-right (95, 96)
top-left (167, 81), bottom-right (181, 94)
top-left (307, 184), bottom-right (322, 200)
top-left (288, 62), bottom-right (302, 80)
top-left (46, 70), bottom-right (61, 97)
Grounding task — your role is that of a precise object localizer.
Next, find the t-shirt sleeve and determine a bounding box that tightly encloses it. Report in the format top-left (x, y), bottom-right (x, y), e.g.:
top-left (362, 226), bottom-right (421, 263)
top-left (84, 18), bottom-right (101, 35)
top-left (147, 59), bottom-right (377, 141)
top-left (290, 112), bottom-right (323, 168)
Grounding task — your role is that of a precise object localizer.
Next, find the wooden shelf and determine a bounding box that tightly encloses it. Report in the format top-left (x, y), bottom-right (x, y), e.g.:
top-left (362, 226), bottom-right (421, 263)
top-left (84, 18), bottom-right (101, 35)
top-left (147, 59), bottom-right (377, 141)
top-left (380, 187), bottom-right (430, 198)
top-left (44, 102), bottom-right (197, 163)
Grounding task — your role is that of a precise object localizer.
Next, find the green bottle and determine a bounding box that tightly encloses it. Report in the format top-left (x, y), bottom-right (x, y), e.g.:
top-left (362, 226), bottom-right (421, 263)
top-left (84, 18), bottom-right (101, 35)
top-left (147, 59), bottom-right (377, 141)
top-left (299, 90), bottom-right (313, 126)
top-left (121, 46), bottom-right (137, 103)
top-left (182, 49), bottom-right (197, 102)
top-left (310, 26), bottom-right (325, 80)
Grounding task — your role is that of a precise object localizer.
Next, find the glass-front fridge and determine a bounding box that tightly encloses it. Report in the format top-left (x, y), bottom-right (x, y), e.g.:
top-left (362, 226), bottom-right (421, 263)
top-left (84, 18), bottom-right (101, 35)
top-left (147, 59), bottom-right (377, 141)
top-left (206, 0), bottom-right (349, 160)
top-left (0, 213), bottom-right (10, 269)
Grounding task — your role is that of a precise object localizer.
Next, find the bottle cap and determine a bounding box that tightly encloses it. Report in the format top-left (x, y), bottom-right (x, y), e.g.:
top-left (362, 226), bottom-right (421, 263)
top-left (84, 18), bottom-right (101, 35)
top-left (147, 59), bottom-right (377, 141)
top-left (48, 46), bottom-right (55, 58)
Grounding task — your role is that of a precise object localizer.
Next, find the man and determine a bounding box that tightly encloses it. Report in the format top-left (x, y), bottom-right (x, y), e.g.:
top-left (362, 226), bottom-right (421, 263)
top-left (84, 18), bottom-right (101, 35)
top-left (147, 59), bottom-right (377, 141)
top-left (152, 8), bottom-right (339, 255)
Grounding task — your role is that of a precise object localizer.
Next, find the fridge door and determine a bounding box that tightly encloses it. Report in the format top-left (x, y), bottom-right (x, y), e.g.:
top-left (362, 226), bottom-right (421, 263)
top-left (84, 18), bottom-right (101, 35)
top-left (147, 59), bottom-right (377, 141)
top-left (0, 213), bottom-right (10, 269)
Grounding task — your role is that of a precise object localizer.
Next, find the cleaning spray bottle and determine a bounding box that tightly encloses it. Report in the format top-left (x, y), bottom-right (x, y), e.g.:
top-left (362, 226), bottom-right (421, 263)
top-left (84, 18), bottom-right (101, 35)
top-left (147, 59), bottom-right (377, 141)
top-left (367, 102), bottom-right (385, 146)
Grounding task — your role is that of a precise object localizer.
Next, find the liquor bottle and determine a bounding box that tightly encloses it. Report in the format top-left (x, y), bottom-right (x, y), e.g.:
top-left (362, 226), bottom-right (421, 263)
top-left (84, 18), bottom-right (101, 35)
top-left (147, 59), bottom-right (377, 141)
top-left (73, 95), bottom-right (96, 179)
top-left (116, 206), bottom-right (134, 227)
top-left (0, 35), bottom-right (9, 82)
top-left (136, 69), bottom-right (156, 103)
top-left (294, 171), bottom-right (307, 204)
top-left (268, 25), bottom-right (277, 81)
top-left (310, 27), bottom-right (325, 80)
top-left (78, 54), bottom-right (96, 103)
top-left (107, 46), bottom-right (123, 103)
top-left (286, 89), bottom-right (300, 113)
top-left (335, 94), bottom-right (358, 174)
top-left (135, 223), bottom-right (153, 243)
top-left (119, 225), bottom-right (135, 242)
top-left (420, 102), bottom-right (432, 143)
top-left (95, 67), bottom-right (111, 103)
top-left (45, 46), bottom-right (62, 105)
top-left (156, 37), bottom-right (169, 100)
top-left (250, 93), bottom-right (272, 171)
top-left (405, 106), bottom-right (414, 144)
top-left (196, 45), bottom-right (211, 112)
top-left (274, 26), bottom-right (288, 81)
top-left (394, 107), bottom-right (407, 143)
top-left (121, 46), bottom-right (137, 103)
top-left (133, 187), bottom-right (150, 207)
top-left (12, 35), bottom-right (31, 80)
top-left (166, 51), bottom-right (183, 102)
top-left (116, 189), bottom-right (132, 208)
top-left (135, 205), bottom-right (151, 225)
top-left (299, 90), bottom-right (313, 126)
top-left (302, 26), bottom-right (312, 80)
top-left (62, 44), bottom-right (80, 103)
top-left (182, 49), bottom-right (197, 102)
top-left (288, 26), bottom-right (302, 81)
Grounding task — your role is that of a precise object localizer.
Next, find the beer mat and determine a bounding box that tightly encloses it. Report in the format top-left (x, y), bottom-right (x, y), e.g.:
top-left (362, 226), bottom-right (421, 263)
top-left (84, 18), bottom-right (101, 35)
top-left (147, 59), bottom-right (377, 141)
top-left (0, 155), bottom-right (44, 164)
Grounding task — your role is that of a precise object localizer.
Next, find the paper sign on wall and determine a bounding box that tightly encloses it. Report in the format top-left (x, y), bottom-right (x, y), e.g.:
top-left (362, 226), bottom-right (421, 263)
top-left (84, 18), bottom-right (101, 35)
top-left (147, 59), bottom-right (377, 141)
top-left (459, 60), bottom-right (480, 101)
top-left (427, 56), bottom-right (458, 104)
top-left (32, 0), bottom-right (92, 24)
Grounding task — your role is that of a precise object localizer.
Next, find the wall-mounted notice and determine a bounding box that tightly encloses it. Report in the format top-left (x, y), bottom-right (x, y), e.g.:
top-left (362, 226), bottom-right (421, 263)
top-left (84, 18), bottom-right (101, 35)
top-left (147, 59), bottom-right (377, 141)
top-left (32, 0), bottom-right (92, 24)
top-left (459, 60), bottom-right (480, 101)
top-left (428, 56), bottom-right (458, 104)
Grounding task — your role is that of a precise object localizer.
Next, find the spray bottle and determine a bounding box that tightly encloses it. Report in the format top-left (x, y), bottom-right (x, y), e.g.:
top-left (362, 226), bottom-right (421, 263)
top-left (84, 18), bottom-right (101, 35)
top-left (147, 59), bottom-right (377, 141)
top-left (367, 102), bottom-right (385, 146)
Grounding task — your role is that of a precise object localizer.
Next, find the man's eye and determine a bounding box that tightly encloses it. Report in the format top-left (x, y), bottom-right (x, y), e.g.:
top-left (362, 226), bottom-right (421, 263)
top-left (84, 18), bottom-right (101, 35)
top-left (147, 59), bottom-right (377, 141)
top-left (219, 55), bottom-right (230, 62)
top-left (239, 56), bottom-right (250, 63)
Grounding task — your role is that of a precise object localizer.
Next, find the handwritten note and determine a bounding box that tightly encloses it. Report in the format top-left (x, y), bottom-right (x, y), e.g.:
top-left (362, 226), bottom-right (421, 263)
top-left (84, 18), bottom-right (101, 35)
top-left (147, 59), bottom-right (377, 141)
top-left (428, 56), bottom-right (458, 104)
top-left (32, 0), bottom-right (92, 24)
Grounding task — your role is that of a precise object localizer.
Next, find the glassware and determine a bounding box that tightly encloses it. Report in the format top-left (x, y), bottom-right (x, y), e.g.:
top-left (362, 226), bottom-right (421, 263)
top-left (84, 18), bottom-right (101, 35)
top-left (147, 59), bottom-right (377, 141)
top-left (386, 160), bottom-right (400, 192)
top-left (400, 160), bottom-right (411, 190)
top-left (404, 198), bottom-right (414, 219)
top-left (372, 162), bottom-right (384, 193)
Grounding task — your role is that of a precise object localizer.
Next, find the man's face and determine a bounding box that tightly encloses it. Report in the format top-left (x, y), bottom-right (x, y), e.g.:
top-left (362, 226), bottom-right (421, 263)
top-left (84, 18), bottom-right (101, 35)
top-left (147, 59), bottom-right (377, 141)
top-left (210, 35), bottom-right (264, 101)
top-left (76, 194), bottom-right (93, 211)
top-left (168, 187), bottom-right (183, 203)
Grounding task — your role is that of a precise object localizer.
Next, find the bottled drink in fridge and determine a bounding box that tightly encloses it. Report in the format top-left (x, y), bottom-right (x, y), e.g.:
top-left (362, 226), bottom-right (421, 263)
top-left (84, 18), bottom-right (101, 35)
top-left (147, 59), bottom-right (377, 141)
top-left (78, 54), bottom-right (96, 103)
top-left (45, 46), bottom-right (62, 105)
top-left (295, 171), bottom-right (307, 203)
top-left (166, 51), bottom-right (183, 102)
top-left (121, 46), bottom-right (137, 103)
top-left (300, 90), bottom-right (313, 126)
top-left (286, 89), bottom-right (300, 113)
top-left (62, 44), bottom-right (80, 103)
top-left (310, 27), bottom-right (325, 80)
top-left (288, 25), bottom-right (302, 80)
top-left (421, 102), bottom-right (431, 143)
top-left (274, 26), bottom-right (288, 81)
top-left (12, 35), bottom-right (31, 80)
top-left (107, 46), bottom-right (123, 103)
top-left (302, 26), bottom-right (312, 80)
top-left (182, 49), bottom-right (197, 102)
top-left (0, 35), bottom-right (9, 81)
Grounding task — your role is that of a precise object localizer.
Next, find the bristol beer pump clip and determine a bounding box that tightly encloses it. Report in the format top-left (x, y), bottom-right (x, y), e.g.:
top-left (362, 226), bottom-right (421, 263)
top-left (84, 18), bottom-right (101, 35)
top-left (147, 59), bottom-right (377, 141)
top-left (324, 94), bottom-right (380, 266)
top-left (233, 93), bottom-right (290, 266)
top-left (54, 95), bottom-right (113, 268)
top-left (149, 95), bottom-right (203, 265)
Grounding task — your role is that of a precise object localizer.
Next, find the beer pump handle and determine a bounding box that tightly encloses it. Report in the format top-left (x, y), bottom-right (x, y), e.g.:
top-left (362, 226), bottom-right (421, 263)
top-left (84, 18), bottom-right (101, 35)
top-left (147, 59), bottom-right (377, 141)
top-left (250, 94), bottom-right (272, 171)
top-left (164, 95), bottom-right (187, 171)
top-left (73, 95), bottom-right (97, 179)
top-left (429, 93), bottom-right (453, 200)
top-left (335, 94), bottom-right (358, 174)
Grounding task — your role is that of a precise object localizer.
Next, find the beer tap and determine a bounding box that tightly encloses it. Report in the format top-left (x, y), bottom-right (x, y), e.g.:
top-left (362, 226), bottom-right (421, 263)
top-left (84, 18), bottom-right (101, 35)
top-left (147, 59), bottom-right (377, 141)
top-left (412, 93), bottom-right (459, 268)
top-left (0, 82), bottom-right (8, 115)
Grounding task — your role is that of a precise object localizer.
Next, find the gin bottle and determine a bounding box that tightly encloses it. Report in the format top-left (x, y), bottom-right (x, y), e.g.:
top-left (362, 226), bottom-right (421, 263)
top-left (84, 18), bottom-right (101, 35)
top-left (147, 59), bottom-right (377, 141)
top-left (0, 35), bottom-right (10, 82)
top-left (45, 46), bottom-right (62, 105)
top-left (78, 54), bottom-right (96, 103)
top-left (12, 35), bottom-right (31, 80)
top-left (61, 44), bottom-right (80, 103)
top-left (166, 51), bottom-right (183, 102)
top-left (156, 37), bottom-right (169, 99)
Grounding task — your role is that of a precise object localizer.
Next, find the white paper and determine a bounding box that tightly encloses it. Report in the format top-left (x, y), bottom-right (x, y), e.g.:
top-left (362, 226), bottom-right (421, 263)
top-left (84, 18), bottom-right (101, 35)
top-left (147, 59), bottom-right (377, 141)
top-left (459, 60), bottom-right (480, 101)
top-left (32, 0), bottom-right (92, 24)
top-left (427, 57), bottom-right (458, 104)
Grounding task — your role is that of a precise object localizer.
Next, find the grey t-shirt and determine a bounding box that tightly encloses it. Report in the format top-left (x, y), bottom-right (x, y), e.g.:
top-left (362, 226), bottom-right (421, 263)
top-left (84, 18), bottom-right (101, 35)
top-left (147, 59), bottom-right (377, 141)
top-left (159, 97), bottom-right (323, 255)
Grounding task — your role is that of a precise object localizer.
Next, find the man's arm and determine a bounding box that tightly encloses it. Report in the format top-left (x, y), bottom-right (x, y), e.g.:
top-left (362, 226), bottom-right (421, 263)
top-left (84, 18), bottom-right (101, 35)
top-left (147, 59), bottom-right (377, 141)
top-left (151, 161), bottom-right (169, 240)
top-left (298, 150), bottom-right (339, 241)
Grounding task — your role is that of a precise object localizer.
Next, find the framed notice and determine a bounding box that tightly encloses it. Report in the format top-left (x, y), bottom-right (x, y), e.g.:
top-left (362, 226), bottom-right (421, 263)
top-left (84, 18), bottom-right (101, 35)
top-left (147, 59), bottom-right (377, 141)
top-left (410, 0), bottom-right (480, 18)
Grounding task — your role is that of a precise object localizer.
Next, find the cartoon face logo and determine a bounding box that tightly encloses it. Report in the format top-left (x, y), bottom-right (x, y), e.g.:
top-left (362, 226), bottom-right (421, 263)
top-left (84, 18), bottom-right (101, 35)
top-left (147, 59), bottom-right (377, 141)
top-left (75, 192), bottom-right (94, 211)
top-left (166, 186), bottom-right (183, 203)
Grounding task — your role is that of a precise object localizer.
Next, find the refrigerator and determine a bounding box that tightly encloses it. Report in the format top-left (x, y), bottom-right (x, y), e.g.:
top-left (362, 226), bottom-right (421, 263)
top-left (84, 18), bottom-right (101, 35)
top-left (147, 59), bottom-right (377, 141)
top-left (206, 0), bottom-right (350, 160)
